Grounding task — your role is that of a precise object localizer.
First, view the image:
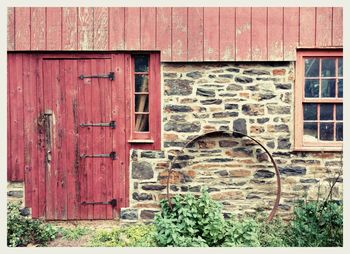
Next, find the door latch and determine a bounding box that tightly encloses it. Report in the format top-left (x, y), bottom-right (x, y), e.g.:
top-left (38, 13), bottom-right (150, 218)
top-left (80, 120), bottom-right (116, 129)
top-left (80, 151), bottom-right (117, 160)
top-left (81, 198), bottom-right (117, 208)
top-left (79, 72), bottom-right (115, 81)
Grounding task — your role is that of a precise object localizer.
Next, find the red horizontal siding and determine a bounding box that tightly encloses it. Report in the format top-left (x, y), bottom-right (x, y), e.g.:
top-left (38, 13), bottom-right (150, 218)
top-left (7, 7), bottom-right (343, 61)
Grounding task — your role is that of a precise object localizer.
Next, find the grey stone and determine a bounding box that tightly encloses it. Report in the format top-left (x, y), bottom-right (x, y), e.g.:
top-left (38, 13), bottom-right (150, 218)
top-left (132, 192), bottom-right (153, 201)
top-left (219, 140), bottom-right (239, 147)
top-left (233, 147), bottom-right (253, 156)
top-left (164, 105), bottom-right (193, 112)
top-left (196, 88), bottom-right (215, 97)
top-left (170, 185), bottom-right (179, 191)
top-left (226, 84), bottom-right (243, 91)
top-left (233, 119), bottom-right (247, 134)
top-left (246, 194), bottom-right (261, 199)
top-left (226, 68), bottom-right (240, 73)
top-left (200, 99), bottom-right (223, 105)
top-left (258, 93), bottom-right (276, 101)
top-left (206, 158), bottom-right (234, 162)
top-left (325, 161), bottom-right (342, 167)
top-left (170, 115), bottom-right (187, 121)
top-left (181, 186), bottom-right (189, 192)
top-left (215, 170), bottom-right (229, 176)
top-left (165, 79), bottom-right (193, 96)
top-left (267, 105), bottom-right (291, 114)
top-left (272, 152), bottom-right (292, 158)
top-left (235, 76), bottom-right (253, 83)
top-left (164, 120), bottom-right (201, 132)
top-left (208, 74), bottom-right (216, 78)
top-left (193, 113), bottom-right (210, 119)
top-left (279, 166), bottom-right (306, 176)
top-left (266, 141), bottom-right (275, 149)
top-left (132, 161), bottom-right (154, 180)
top-left (7, 191), bottom-right (23, 198)
top-left (256, 150), bottom-right (269, 162)
top-left (177, 155), bottom-right (195, 161)
top-left (140, 151), bottom-right (165, 159)
top-left (278, 204), bottom-right (291, 211)
top-left (20, 207), bottom-right (30, 216)
top-left (189, 186), bottom-right (201, 192)
top-left (274, 124), bottom-right (289, 132)
top-left (208, 188), bottom-right (220, 193)
top-left (224, 104), bottom-right (239, 110)
top-left (257, 118), bottom-right (269, 124)
top-left (254, 170), bottom-right (275, 178)
top-left (243, 69), bottom-right (270, 75)
top-left (164, 141), bottom-right (187, 147)
top-left (300, 179), bottom-right (319, 184)
top-left (186, 71), bottom-right (202, 79)
top-left (275, 83), bottom-right (292, 90)
top-left (164, 73), bottom-right (178, 78)
top-left (277, 137), bottom-right (291, 149)
top-left (213, 112), bottom-right (238, 118)
top-left (140, 210), bottom-right (158, 220)
top-left (141, 185), bottom-right (166, 191)
top-left (218, 74), bottom-right (233, 78)
top-left (242, 104), bottom-right (264, 116)
top-left (120, 208), bottom-right (138, 220)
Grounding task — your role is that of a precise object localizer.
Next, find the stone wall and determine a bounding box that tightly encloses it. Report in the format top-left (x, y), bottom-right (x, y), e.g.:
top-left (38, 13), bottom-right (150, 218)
top-left (124, 62), bottom-right (343, 222)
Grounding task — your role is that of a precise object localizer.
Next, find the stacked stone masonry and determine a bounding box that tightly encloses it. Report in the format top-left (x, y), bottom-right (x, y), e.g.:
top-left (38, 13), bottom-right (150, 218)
top-left (126, 62), bottom-right (343, 221)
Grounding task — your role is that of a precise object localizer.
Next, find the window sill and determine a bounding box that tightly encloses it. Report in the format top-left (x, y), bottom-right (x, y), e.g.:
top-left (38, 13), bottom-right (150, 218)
top-left (128, 139), bottom-right (154, 144)
top-left (293, 146), bottom-right (343, 152)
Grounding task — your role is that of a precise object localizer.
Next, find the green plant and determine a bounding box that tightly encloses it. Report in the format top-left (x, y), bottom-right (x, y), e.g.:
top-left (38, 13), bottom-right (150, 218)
top-left (255, 214), bottom-right (288, 247)
top-left (59, 226), bottom-right (91, 240)
top-left (7, 202), bottom-right (58, 247)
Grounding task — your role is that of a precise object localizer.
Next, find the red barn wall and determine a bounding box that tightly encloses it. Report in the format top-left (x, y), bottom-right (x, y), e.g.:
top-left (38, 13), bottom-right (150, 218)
top-left (8, 7), bottom-right (342, 62)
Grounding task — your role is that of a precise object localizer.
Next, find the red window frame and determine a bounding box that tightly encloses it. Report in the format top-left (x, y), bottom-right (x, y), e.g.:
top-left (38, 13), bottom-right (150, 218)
top-left (294, 49), bottom-right (343, 151)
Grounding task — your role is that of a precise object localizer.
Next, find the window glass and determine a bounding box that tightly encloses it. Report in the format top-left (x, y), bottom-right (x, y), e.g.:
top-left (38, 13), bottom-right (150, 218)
top-left (304, 104), bottom-right (317, 120)
top-left (320, 104), bottom-right (333, 120)
top-left (321, 58), bottom-right (336, 77)
top-left (305, 58), bottom-right (319, 77)
top-left (320, 123), bottom-right (334, 141)
top-left (321, 79), bottom-right (336, 97)
top-left (305, 79), bottom-right (319, 98)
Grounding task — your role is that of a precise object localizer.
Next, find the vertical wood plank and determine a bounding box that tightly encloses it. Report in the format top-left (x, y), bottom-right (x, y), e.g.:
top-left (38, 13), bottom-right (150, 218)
top-left (7, 7), bottom-right (15, 51)
top-left (150, 53), bottom-right (161, 149)
top-left (62, 7), bottom-right (78, 50)
top-left (125, 7), bottom-right (141, 50)
top-left (7, 55), bottom-right (13, 180)
top-left (316, 7), bottom-right (332, 47)
top-left (299, 7), bottom-right (316, 47)
top-left (78, 7), bottom-right (94, 50)
top-left (267, 7), bottom-right (284, 60)
top-left (156, 7), bottom-right (172, 61)
top-left (141, 7), bottom-right (156, 49)
top-left (31, 8), bottom-right (46, 50)
top-left (172, 7), bottom-right (188, 61)
top-left (283, 7), bottom-right (299, 61)
top-left (332, 7), bottom-right (343, 46)
top-left (15, 8), bottom-right (31, 50)
top-left (188, 7), bottom-right (203, 61)
top-left (251, 7), bottom-right (267, 61)
top-left (204, 7), bottom-right (219, 61)
top-left (94, 7), bottom-right (108, 50)
top-left (46, 8), bottom-right (62, 50)
top-left (109, 8), bottom-right (125, 50)
top-left (236, 7), bottom-right (251, 61)
top-left (219, 7), bottom-right (235, 61)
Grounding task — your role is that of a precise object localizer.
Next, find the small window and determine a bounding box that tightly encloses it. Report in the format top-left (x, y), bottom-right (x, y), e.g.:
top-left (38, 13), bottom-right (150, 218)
top-left (295, 50), bottom-right (343, 151)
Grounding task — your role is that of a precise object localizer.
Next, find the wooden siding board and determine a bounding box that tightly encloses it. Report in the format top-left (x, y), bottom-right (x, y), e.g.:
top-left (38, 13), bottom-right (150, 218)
top-left (78, 7), bottom-right (94, 50)
top-left (141, 8), bottom-right (156, 50)
top-left (316, 7), bottom-right (333, 47)
top-left (236, 7), bottom-right (251, 61)
top-left (94, 8), bottom-right (109, 50)
top-left (7, 7), bottom-right (15, 51)
top-left (283, 7), bottom-right (299, 61)
top-left (251, 7), bottom-right (267, 61)
top-left (203, 7), bottom-right (219, 61)
top-left (7, 55), bottom-right (12, 180)
top-left (267, 7), bottom-right (284, 60)
top-left (15, 8), bottom-right (30, 50)
top-left (156, 7), bottom-right (172, 61)
top-left (300, 7), bottom-right (316, 47)
top-left (219, 7), bottom-right (235, 61)
top-left (109, 8), bottom-right (125, 50)
top-left (332, 7), bottom-right (343, 46)
top-left (62, 7), bottom-right (78, 50)
top-left (30, 8), bottom-right (46, 50)
top-left (46, 8), bottom-right (62, 50)
top-left (188, 7), bottom-right (203, 61)
top-left (172, 7), bottom-right (188, 61)
top-left (125, 8), bottom-right (141, 50)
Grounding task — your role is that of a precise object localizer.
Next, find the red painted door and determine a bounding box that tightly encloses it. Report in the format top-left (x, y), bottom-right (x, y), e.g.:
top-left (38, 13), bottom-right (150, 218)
top-left (40, 56), bottom-right (124, 220)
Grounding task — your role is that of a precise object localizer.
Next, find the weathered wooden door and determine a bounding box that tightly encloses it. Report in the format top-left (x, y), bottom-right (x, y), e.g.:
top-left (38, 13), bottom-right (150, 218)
top-left (40, 55), bottom-right (125, 220)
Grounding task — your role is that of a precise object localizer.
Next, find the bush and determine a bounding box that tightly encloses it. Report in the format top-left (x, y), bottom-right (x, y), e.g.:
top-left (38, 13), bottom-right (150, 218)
top-left (88, 224), bottom-right (157, 247)
top-left (7, 202), bottom-right (58, 247)
top-left (286, 200), bottom-right (343, 247)
top-left (58, 226), bottom-right (91, 240)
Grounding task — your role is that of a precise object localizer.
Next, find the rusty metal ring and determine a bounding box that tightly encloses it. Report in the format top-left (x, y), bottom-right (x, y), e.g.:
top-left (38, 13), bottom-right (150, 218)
top-left (166, 130), bottom-right (281, 222)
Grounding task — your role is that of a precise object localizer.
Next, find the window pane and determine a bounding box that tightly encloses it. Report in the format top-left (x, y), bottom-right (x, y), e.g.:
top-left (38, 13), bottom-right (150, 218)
top-left (336, 104), bottom-right (343, 120)
top-left (336, 123), bottom-right (343, 141)
top-left (134, 55), bottom-right (149, 72)
top-left (304, 122), bottom-right (318, 142)
top-left (321, 79), bottom-right (336, 97)
top-left (304, 103), bottom-right (317, 120)
top-left (338, 58), bottom-right (343, 77)
top-left (305, 79), bottom-right (319, 98)
top-left (321, 58), bottom-right (336, 77)
top-left (320, 123), bottom-right (334, 141)
top-left (135, 95), bottom-right (149, 113)
top-left (320, 104), bottom-right (333, 120)
top-left (338, 79), bottom-right (343, 98)
top-left (135, 75), bottom-right (149, 92)
top-left (135, 114), bottom-right (149, 132)
top-left (305, 58), bottom-right (319, 77)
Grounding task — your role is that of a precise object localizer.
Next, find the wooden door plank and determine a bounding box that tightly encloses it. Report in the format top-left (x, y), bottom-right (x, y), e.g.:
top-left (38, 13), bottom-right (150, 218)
top-left (172, 7), bottom-right (188, 61)
top-left (62, 7), bottom-right (78, 50)
top-left (150, 53), bottom-right (161, 150)
top-left (187, 7), bottom-right (203, 61)
top-left (332, 7), bottom-right (343, 46)
top-left (125, 8), bottom-right (141, 50)
top-left (219, 7), bottom-right (235, 61)
top-left (251, 7), bottom-right (267, 61)
top-left (299, 7), bottom-right (316, 47)
top-left (78, 7), bottom-right (94, 50)
top-left (47, 8), bottom-right (62, 50)
top-left (7, 55), bottom-right (13, 180)
top-left (236, 7), bottom-right (251, 61)
top-left (94, 8), bottom-right (109, 50)
top-left (15, 8), bottom-right (30, 50)
top-left (31, 8), bottom-right (46, 50)
top-left (204, 7), bottom-right (219, 61)
top-left (141, 7), bottom-right (156, 50)
top-left (109, 8), bottom-right (125, 50)
top-left (156, 8), bottom-right (172, 61)
top-left (316, 7), bottom-right (332, 47)
top-left (267, 7), bottom-right (283, 60)
top-left (283, 7), bottom-right (299, 61)
top-left (7, 7), bottom-right (15, 51)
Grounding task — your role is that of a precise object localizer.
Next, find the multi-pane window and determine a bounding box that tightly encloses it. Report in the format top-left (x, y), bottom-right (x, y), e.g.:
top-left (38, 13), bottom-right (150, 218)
top-left (295, 50), bottom-right (343, 150)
